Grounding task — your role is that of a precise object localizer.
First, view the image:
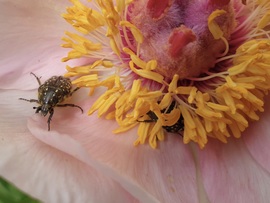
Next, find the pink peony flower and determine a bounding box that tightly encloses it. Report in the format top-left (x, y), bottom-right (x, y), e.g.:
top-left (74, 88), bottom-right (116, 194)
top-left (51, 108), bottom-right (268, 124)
top-left (1, 0), bottom-right (270, 202)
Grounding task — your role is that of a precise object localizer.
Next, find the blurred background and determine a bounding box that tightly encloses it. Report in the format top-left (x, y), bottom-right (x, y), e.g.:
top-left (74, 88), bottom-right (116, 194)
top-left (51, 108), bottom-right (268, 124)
top-left (0, 177), bottom-right (40, 203)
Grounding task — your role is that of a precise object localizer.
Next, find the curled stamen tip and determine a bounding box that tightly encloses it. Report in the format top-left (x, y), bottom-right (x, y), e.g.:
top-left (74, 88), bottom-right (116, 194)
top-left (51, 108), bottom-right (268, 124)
top-left (168, 26), bottom-right (196, 58)
top-left (209, 0), bottom-right (230, 6)
top-left (147, 0), bottom-right (172, 20)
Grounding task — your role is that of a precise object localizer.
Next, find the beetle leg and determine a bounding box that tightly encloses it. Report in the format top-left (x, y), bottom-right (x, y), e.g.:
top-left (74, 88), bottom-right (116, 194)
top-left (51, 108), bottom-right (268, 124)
top-left (56, 103), bottom-right (83, 113)
top-left (137, 110), bottom-right (158, 122)
top-left (19, 98), bottom-right (39, 103)
top-left (30, 72), bottom-right (42, 86)
top-left (47, 108), bottom-right (54, 131)
top-left (33, 106), bottom-right (42, 113)
top-left (137, 119), bottom-right (156, 123)
top-left (69, 87), bottom-right (80, 96)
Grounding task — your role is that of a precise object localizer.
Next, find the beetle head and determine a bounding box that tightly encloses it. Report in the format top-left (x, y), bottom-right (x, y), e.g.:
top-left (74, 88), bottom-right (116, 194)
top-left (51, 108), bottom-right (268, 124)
top-left (40, 104), bottom-right (52, 116)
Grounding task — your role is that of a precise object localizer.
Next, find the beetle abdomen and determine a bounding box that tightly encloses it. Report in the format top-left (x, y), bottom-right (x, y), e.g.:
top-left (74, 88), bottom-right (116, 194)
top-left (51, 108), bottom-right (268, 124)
top-left (38, 76), bottom-right (72, 106)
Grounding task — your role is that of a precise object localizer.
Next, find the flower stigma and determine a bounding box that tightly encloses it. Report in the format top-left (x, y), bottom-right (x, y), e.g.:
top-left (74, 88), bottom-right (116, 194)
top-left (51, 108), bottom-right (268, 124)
top-left (62, 0), bottom-right (270, 149)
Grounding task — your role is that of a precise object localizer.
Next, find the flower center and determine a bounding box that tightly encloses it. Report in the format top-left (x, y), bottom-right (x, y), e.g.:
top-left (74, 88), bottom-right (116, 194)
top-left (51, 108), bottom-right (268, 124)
top-left (62, 0), bottom-right (270, 149)
top-left (129, 0), bottom-right (235, 79)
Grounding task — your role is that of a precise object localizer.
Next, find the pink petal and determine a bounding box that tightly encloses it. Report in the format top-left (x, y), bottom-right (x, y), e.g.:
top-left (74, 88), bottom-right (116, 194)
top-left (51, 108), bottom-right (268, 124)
top-left (197, 138), bottom-right (270, 202)
top-left (0, 0), bottom-right (71, 90)
top-left (28, 99), bottom-right (199, 202)
top-left (0, 90), bottom-right (138, 202)
top-left (243, 94), bottom-right (270, 173)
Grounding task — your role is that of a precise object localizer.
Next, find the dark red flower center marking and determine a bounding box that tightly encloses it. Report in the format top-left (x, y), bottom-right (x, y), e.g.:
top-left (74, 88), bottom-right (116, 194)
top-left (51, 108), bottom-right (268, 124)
top-left (147, 0), bottom-right (172, 20)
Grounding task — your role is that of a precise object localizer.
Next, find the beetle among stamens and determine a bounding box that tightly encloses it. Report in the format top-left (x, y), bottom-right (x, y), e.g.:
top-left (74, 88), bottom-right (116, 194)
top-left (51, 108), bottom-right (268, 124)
top-left (139, 101), bottom-right (185, 134)
top-left (19, 72), bottom-right (83, 131)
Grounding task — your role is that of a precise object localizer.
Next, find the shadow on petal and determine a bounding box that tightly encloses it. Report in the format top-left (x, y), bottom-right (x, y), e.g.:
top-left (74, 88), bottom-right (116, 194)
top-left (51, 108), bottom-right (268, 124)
top-left (0, 90), bottom-right (139, 203)
top-left (197, 137), bottom-right (270, 203)
top-left (29, 100), bottom-right (200, 202)
top-left (243, 94), bottom-right (270, 174)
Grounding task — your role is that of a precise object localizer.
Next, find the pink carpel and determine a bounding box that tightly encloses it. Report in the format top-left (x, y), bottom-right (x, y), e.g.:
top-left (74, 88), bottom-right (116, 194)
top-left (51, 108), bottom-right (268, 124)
top-left (169, 26), bottom-right (196, 58)
top-left (128, 0), bottom-right (236, 79)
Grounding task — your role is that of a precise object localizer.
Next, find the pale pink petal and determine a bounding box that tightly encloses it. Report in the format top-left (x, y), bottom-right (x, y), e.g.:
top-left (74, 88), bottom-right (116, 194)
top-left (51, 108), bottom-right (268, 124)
top-left (28, 98), bottom-right (200, 202)
top-left (0, 0), bottom-right (71, 90)
top-left (4, 1), bottom-right (269, 203)
top-left (197, 138), bottom-right (270, 203)
top-left (0, 90), bottom-right (139, 203)
top-left (243, 94), bottom-right (270, 173)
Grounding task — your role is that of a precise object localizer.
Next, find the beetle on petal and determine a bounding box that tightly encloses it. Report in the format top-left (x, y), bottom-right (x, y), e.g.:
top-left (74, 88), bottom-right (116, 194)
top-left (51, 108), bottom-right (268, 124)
top-left (19, 72), bottom-right (83, 130)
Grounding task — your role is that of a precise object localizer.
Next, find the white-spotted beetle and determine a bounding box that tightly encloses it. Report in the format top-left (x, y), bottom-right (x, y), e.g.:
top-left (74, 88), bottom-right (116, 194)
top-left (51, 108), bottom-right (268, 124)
top-left (19, 73), bottom-right (83, 130)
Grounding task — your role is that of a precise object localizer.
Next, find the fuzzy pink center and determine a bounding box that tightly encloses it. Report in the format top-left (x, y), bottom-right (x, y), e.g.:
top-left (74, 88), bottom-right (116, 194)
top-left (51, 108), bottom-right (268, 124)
top-left (129, 0), bottom-right (236, 79)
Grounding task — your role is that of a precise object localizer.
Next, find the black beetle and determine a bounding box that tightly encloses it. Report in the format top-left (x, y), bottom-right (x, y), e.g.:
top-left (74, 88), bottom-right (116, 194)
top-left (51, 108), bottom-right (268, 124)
top-left (141, 101), bottom-right (184, 133)
top-left (19, 72), bottom-right (83, 130)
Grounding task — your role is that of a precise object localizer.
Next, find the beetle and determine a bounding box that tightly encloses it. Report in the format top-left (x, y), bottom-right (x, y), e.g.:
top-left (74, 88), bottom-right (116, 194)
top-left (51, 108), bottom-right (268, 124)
top-left (141, 101), bottom-right (185, 133)
top-left (19, 72), bottom-right (83, 131)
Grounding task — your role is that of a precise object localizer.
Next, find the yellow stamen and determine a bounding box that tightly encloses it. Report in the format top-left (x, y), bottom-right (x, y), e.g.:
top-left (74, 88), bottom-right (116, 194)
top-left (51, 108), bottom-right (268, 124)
top-left (107, 31), bottom-right (121, 56)
top-left (135, 122), bottom-right (152, 145)
top-left (206, 102), bottom-right (230, 112)
top-left (129, 61), bottom-right (164, 83)
top-left (129, 79), bottom-right (142, 102)
top-left (120, 21), bottom-right (144, 43)
top-left (258, 11), bottom-right (270, 29)
top-left (168, 75), bottom-right (179, 92)
top-left (208, 9), bottom-right (227, 39)
top-left (159, 93), bottom-right (172, 110)
top-left (149, 120), bottom-right (164, 148)
top-left (123, 47), bottom-right (158, 70)
top-left (163, 108), bottom-right (181, 126)
top-left (207, 9), bottom-right (230, 56)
